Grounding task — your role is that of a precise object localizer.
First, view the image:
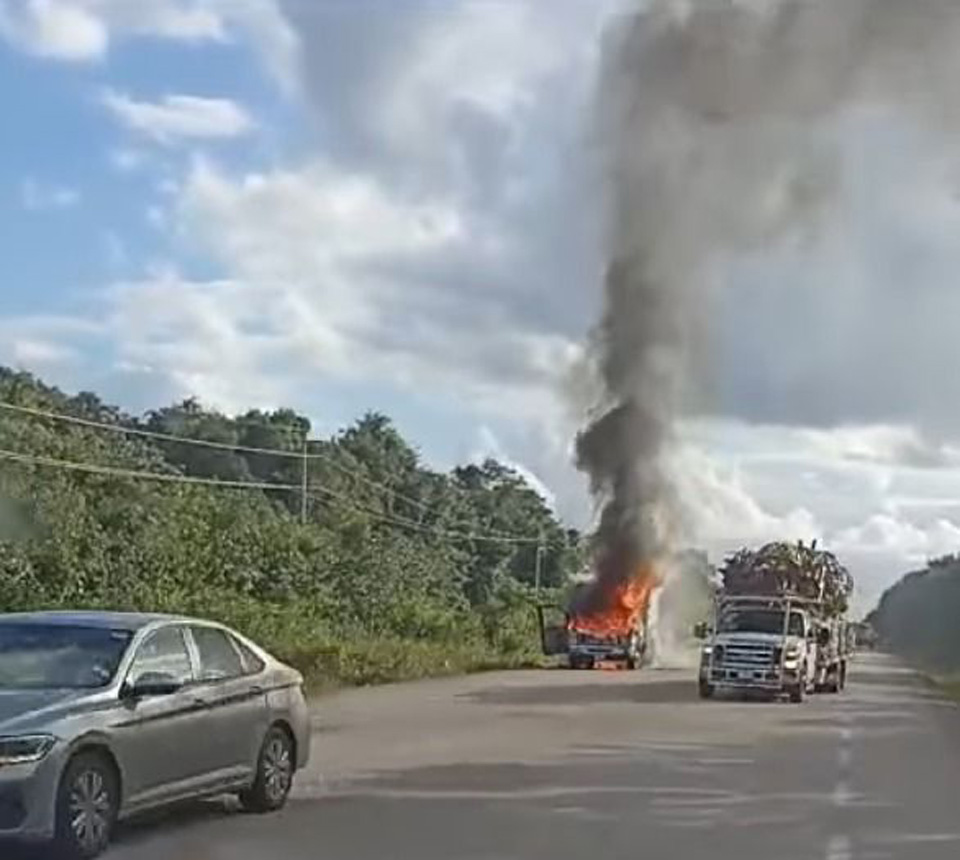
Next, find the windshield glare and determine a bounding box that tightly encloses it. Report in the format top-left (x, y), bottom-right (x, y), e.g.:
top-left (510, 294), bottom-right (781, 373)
top-left (0, 624), bottom-right (134, 689)
top-left (719, 610), bottom-right (804, 637)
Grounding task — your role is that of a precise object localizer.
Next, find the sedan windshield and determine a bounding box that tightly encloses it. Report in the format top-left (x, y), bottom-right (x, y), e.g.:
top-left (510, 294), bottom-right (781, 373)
top-left (719, 610), bottom-right (804, 636)
top-left (0, 624), bottom-right (133, 689)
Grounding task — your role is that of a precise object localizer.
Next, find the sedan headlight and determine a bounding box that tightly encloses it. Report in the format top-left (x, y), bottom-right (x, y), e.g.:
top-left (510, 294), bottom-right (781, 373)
top-left (0, 735), bottom-right (56, 766)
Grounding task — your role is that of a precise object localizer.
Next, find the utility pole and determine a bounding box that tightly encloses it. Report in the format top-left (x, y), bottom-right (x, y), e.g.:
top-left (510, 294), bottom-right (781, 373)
top-left (300, 436), bottom-right (309, 525)
top-left (534, 536), bottom-right (545, 597)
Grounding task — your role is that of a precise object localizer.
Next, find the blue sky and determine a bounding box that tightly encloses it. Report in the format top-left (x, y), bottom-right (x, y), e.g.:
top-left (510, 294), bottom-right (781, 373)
top-left (6, 0), bottom-right (960, 611)
top-left (0, 9), bottom-right (298, 313)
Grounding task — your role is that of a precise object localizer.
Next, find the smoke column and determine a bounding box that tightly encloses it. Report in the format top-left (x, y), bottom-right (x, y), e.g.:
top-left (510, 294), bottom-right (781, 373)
top-left (575, 0), bottom-right (960, 622)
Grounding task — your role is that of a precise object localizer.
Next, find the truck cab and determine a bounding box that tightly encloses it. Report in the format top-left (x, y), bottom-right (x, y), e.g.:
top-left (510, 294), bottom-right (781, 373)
top-left (697, 596), bottom-right (818, 702)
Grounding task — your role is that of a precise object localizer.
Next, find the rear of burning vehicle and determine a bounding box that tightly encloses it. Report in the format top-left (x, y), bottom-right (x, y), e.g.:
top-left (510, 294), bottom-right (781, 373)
top-left (567, 627), bottom-right (644, 670)
top-left (536, 598), bottom-right (647, 670)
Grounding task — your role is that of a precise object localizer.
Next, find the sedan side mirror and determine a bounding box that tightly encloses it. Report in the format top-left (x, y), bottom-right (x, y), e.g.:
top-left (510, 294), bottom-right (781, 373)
top-left (122, 671), bottom-right (183, 700)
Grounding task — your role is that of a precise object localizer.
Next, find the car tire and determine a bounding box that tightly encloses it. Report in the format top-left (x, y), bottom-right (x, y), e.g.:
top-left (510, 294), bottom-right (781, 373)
top-left (240, 725), bottom-right (295, 814)
top-left (54, 751), bottom-right (119, 860)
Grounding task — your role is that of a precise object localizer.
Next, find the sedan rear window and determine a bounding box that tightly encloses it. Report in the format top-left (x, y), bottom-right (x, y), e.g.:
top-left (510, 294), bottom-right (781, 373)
top-left (232, 636), bottom-right (265, 675)
top-left (192, 626), bottom-right (243, 681)
top-left (0, 624), bottom-right (133, 689)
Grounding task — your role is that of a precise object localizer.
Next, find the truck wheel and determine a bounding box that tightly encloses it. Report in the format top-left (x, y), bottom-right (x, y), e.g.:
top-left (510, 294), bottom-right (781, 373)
top-left (789, 676), bottom-right (805, 703)
top-left (698, 680), bottom-right (714, 699)
top-left (827, 669), bottom-right (841, 693)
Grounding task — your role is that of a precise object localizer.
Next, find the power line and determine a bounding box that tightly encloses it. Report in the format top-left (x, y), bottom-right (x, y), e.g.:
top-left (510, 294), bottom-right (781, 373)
top-left (0, 447), bottom-right (548, 546)
top-left (0, 400), bottom-right (546, 530)
top-left (0, 401), bottom-right (306, 459)
top-left (308, 486), bottom-right (542, 545)
top-left (0, 448), bottom-right (299, 492)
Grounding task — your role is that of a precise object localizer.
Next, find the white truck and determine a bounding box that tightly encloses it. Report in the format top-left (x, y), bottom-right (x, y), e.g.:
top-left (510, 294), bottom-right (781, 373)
top-left (696, 541), bottom-right (853, 702)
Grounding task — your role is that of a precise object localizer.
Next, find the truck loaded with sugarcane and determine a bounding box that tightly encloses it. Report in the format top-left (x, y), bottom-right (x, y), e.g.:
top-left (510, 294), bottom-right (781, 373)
top-left (696, 541), bottom-right (854, 702)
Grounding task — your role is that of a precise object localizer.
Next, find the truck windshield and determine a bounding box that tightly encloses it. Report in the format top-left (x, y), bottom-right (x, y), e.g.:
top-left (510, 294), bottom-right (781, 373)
top-left (719, 610), bottom-right (804, 636)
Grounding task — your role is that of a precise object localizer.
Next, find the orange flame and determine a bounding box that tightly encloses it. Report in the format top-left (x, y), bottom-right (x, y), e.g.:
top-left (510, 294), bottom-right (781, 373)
top-left (568, 565), bottom-right (658, 638)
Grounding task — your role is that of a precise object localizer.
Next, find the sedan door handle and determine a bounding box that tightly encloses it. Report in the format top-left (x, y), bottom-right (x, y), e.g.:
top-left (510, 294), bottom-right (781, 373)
top-left (248, 685), bottom-right (264, 696)
top-left (192, 695), bottom-right (210, 708)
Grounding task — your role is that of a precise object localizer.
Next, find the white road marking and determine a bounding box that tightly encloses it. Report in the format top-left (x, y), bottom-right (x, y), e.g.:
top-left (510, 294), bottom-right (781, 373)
top-left (825, 711), bottom-right (856, 858)
top-left (826, 834), bottom-right (852, 860)
top-left (833, 780), bottom-right (852, 807)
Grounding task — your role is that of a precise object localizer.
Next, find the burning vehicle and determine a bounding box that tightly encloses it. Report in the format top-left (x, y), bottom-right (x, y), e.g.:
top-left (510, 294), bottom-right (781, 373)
top-left (538, 576), bottom-right (653, 670)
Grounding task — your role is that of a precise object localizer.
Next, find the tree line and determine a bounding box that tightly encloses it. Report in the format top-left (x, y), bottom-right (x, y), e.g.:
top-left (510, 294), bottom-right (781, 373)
top-left (0, 367), bottom-right (585, 686)
top-left (868, 554), bottom-right (960, 670)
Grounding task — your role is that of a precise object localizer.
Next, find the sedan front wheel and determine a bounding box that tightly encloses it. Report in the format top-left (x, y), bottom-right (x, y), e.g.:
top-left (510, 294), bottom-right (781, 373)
top-left (240, 725), bottom-right (295, 813)
top-left (54, 751), bottom-right (119, 859)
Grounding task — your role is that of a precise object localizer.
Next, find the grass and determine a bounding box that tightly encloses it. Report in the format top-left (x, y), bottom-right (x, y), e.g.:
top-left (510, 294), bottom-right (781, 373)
top-left (279, 636), bottom-right (544, 694)
top-left (181, 591), bottom-right (550, 693)
top-left (923, 671), bottom-right (960, 702)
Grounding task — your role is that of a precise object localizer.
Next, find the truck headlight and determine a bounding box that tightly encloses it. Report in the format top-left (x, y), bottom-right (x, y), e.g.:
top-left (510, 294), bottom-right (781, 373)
top-left (713, 645), bottom-right (725, 663)
top-left (0, 735), bottom-right (56, 765)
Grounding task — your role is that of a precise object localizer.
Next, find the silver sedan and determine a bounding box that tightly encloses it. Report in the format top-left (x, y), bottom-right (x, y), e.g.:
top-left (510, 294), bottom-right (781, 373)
top-left (0, 611), bottom-right (311, 858)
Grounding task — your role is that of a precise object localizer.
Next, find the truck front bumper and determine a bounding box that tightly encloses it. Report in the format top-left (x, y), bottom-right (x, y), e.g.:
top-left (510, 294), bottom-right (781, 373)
top-left (571, 647), bottom-right (631, 661)
top-left (706, 666), bottom-right (799, 690)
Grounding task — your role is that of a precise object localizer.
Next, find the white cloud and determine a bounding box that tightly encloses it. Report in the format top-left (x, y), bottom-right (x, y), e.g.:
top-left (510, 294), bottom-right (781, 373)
top-left (673, 443), bottom-right (821, 553)
top-left (102, 270), bottom-right (294, 411)
top-left (222, 0), bottom-right (300, 96)
top-left (9, 338), bottom-right (76, 367)
top-left (94, 0), bottom-right (224, 42)
top-left (101, 91), bottom-right (255, 144)
top-left (165, 156), bottom-right (582, 415)
top-left (0, 315), bottom-right (101, 376)
top-left (20, 177), bottom-right (80, 211)
top-left (666, 420), bottom-right (960, 613)
top-left (0, 0), bottom-right (107, 60)
top-left (0, 0), bottom-right (297, 93)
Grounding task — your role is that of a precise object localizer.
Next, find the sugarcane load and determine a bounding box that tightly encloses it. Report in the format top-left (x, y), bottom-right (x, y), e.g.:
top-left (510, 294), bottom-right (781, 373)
top-left (721, 540), bottom-right (853, 615)
top-left (697, 540), bottom-right (854, 703)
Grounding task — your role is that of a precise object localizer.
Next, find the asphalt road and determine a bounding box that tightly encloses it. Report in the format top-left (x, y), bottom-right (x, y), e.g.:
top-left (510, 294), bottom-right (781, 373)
top-left (16, 652), bottom-right (960, 859)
